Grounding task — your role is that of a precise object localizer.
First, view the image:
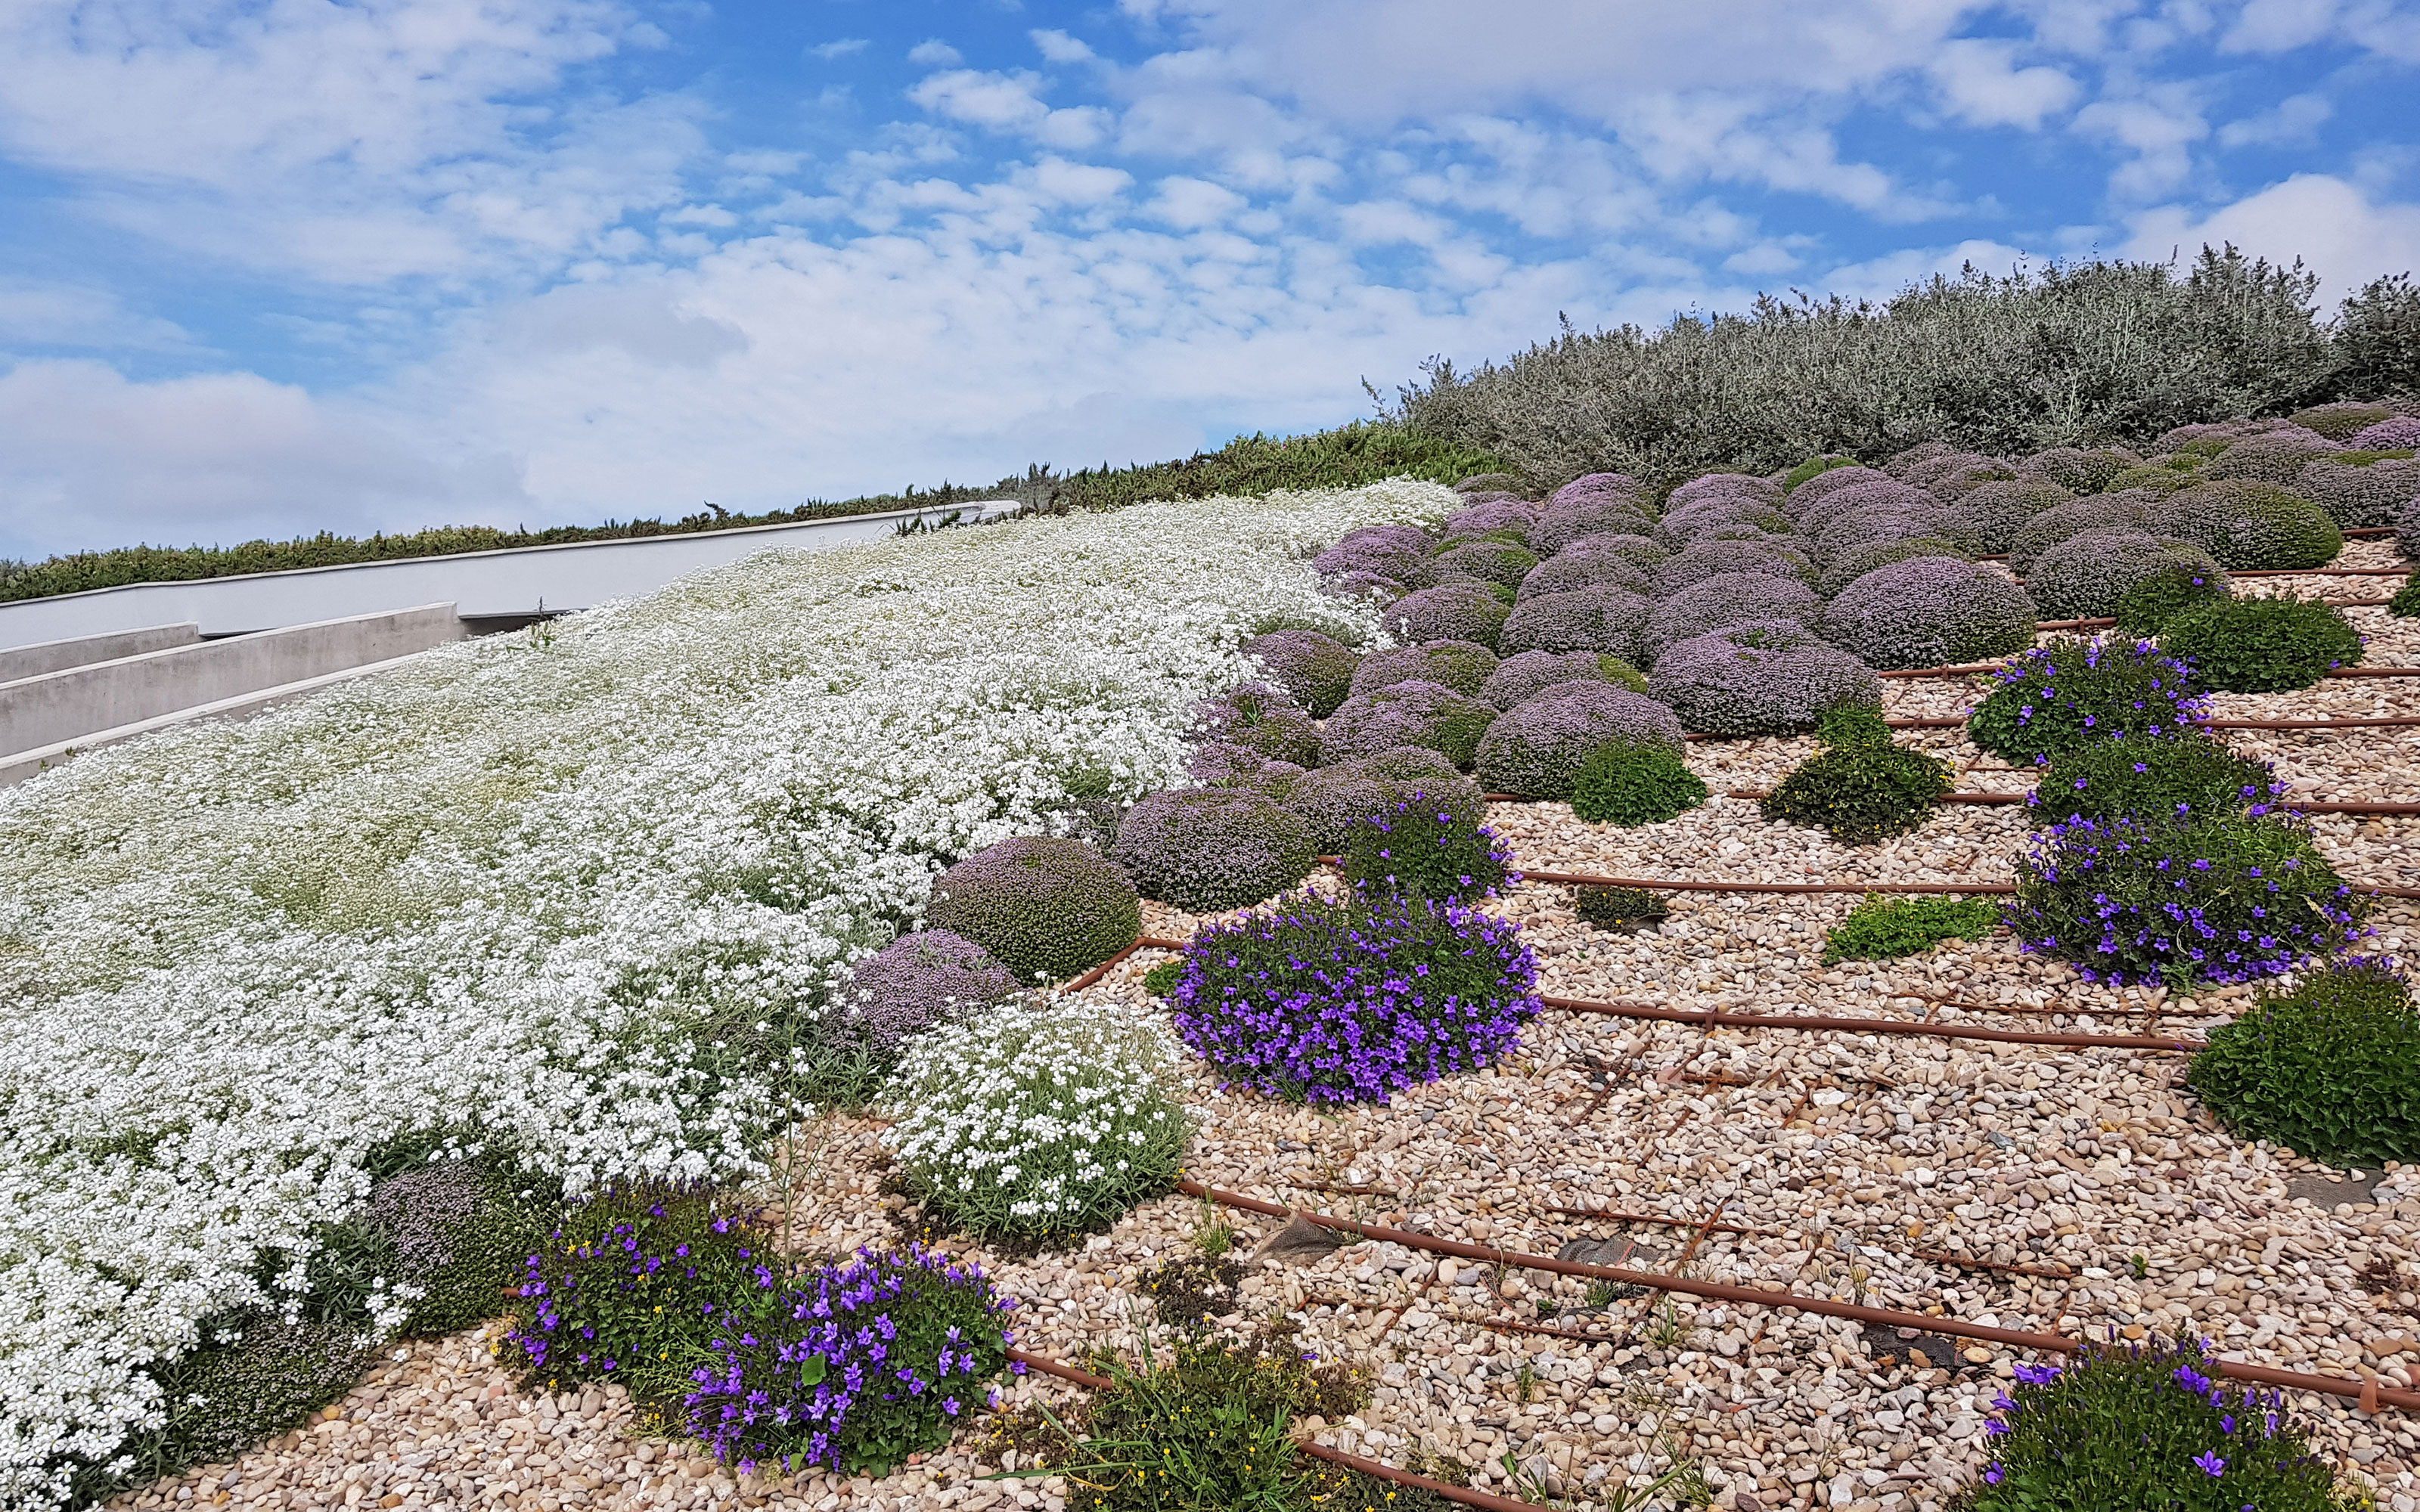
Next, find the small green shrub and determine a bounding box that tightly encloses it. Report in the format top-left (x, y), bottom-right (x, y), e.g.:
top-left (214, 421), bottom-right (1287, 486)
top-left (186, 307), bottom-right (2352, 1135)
top-left (1967, 638), bottom-right (2209, 765)
top-left (1814, 702), bottom-right (1894, 748)
top-left (2161, 593), bottom-right (2366, 692)
top-left (1956, 1334), bottom-right (2363, 1512)
top-left (1339, 787), bottom-right (1515, 902)
top-left (1143, 960), bottom-right (1183, 998)
top-left (2188, 956), bottom-right (2420, 1166)
top-left (505, 1182), bottom-right (766, 1405)
top-left (1573, 885), bottom-right (1670, 931)
top-left (1784, 454), bottom-right (1857, 491)
top-left (2391, 574), bottom-right (2420, 618)
top-left (1136, 1255), bottom-right (1245, 1330)
top-left (1822, 894), bottom-right (2002, 965)
top-left (2112, 560), bottom-right (2231, 634)
top-left (371, 1160), bottom-right (553, 1337)
top-left (1761, 738), bottom-right (1952, 844)
top-left (92, 1315), bottom-right (372, 1497)
top-left (1567, 742), bottom-right (1709, 826)
top-left (2029, 735), bottom-right (2291, 829)
top-left (882, 999), bottom-right (1196, 1241)
top-left (1596, 652), bottom-right (1649, 692)
top-left (2164, 479), bottom-right (2344, 570)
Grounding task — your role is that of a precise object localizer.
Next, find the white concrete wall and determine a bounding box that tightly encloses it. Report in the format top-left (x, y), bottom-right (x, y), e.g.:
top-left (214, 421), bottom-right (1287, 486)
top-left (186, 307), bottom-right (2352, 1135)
top-left (0, 622), bottom-right (199, 684)
top-left (0, 500), bottom-right (1020, 652)
top-left (2, 604), bottom-right (463, 759)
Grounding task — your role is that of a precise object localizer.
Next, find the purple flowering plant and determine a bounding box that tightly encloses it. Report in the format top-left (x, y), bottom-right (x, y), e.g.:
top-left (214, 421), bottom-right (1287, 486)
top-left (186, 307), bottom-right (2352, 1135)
top-left (1967, 637), bottom-right (2210, 766)
top-left (506, 1182), bottom-right (767, 1405)
top-left (1168, 888), bottom-right (1540, 1104)
top-left (1966, 1333), bottom-right (2356, 1510)
top-left (1337, 786), bottom-right (1516, 903)
top-left (683, 1245), bottom-right (1015, 1477)
top-left (2009, 812), bottom-right (2366, 987)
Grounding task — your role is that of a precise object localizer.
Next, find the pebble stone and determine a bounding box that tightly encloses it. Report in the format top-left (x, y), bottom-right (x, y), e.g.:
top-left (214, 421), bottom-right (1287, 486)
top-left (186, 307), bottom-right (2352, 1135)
top-left (110, 547), bottom-right (2420, 1512)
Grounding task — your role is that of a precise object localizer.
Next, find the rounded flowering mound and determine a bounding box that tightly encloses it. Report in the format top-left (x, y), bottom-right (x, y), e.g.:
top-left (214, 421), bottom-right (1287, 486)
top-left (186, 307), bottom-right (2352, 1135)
top-left (1903, 450), bottom-right (2015, 498)
top-left (1190, 680), bottom-right (1320, 767)
top-left (1953, 478), bottom-right (2071, 554)
top-left (1429, 538), bottom-right (1540, 589)
top-left (1283, 765), bottom-right (1399, 853)
top-left (1959, 1335), bottom-right (2359, 1512)
top-left (1517, 549), bottom-right (1652, 601)
top-left (1474, 681), bottom-right (1685, 800)
top-left (1313, 528), bottom-right (1430, 587)
top-left (1550, 470), bottom-right (1650, 504)
top-left (1647, 621), bottom-right (1882, 736)
top-left (2348, 415), bottom-right (2420, 449)
top-left (1241, 628), bottom-right (1359, 718)
top-left (1553, 531), bottom-right (1668, 570)
top-left (1883, 442), bottom-right (1955, 478)
top-left (1812, 504), bottom-right (1969, 564)
top-left (2015, 446), bottom-right (2139, 495)
top-left (1500, 584), bottom-right (1652, 661)
top-left (1653, 537), bottom-right (1815, 595)
top-left (1657, 494), bottom-right (1792, 546)
top-left (1531, 496), bottom-right (1656, 555)
top-left (1966, 637), bottom-right (2209, 766)
top-left (2029, 733), bottom-right (2290, 830)
top-left (2028, 530), bottom-right (2229, 621)
top-left (2161, 593), bottom-right (2366, 693)
top-left (2113, 560), bottom-right (2232, 635)
top-left (2009, 813), bottom-right (2366, 986)
top-left (1821, 556), bottom-right (2037, 670)
top-left (1792, 476), bottom-right (1934, 534)
top-left (2162, 480), bottom-right (2343, 570)
top-left (371, 1162), bottom-right (545, 1337)
top-left (1318, 569), bottom-right (1407, 605)
top-left (1784, 463), bottom-right (1890, 516)
top-left (2291, 401), bottom-right (2397, 440)
top-left (2292, 455), bottom-right (2420, 528)
top-left (829, 930), bottom-right (1017, 1051)
top-left (1169, 890), bottom-right (1540, 1104)
top-left (1349, 638), bottom-right (1498, 697)
top-left (1442, 499), bottom-right (1537, 538)
top-left (1454, 470), bottom-right (1528, 494)
top-left (926, 836), bottom-right (1142, 984)
top-left (1644, 572), bottom-right (1820, 661)
top-left (1671, 471), bottom-right (1782, 507)
top-left (1478, 649), bottom-right (1625, 710)
top-left (1815, 536), bottom-right (1964, 600)
top-left (682, 1246), bottom-right (1013, 1477)
top-left (1379, 584), bottom-right (1510, 651)
top-left (2199, 429), bottom-right (2340, 485)
top-left (2404, 494), bottom-right (2420, 562)
top-left (2006, 494), bottom-right (2164, 573)
top-left (1339, 785), bottom-right (1516, 902)
top-left (1112, 787), bottom-right (1317, 913)
top-left (1320, 679), bottom-right (1498, 769)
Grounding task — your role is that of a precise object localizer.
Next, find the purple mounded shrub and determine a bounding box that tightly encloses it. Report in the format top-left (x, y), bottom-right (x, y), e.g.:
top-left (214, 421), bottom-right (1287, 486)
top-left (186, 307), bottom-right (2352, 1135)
top-left (1190, 680), bottom-right (1320, 767)
top-left (1813, 503), bottom-right (1965, 562)
top-left (1349, 638), bottom-right (1498, 697)
top-left (1474, 681), bottom-right (1686, 800)
top-left (1654, 537), bottom-right (1816, 595)
top-left (1169, 890), bottom-right (1540, 1104)
top-left (2402, 495), bottom-right (2420, 562)
top-left (1499, 584), bottom-right (1652, 661)
top-left (2015, 447), bottom-right (2139, 495)
top-left (1518, 550), bottom-right (1652, 601)
top-left (1313, 532), bottom-right (1430, 588)
top-left (1380, 584), bottom-right (1511, 650)
top-left (2028, 530), bottom-right (2230, 621)
top-left (2006, 494), bottom-right (2165, 574)
top-left (1444, 499), bottom-right (1537, 538)
top-left (1883, 442), bottom-right (1955, 479)
top-left (1553, 531), bottom-right (1668, 570)
top-left (1531, 497), bottom-right (1657, 556)
top-left (1320, 679), bottom-right (1499, 769)
top-left (1814, 536), bottom-right (1965, 600)
top-left (1950, 479), bottom-right (2071, 555)
top-left (2199, 430), bottom-right (2341, 485)
top-left (831, 931), bottom-right (1016, 1049)
top-left (1644, 572), bottom-right (1820, 661)
top-left (2292, 455), bottom-right (2420, 528)
top-left (1550, 471), bottom-right (1649, 506)
top-left (925, 836), bottom-right (1141, 984)
top-left (1910, 453), bottom-right (2016, 500)
top-left (683, 1245), bottom-right (1015, 1476)
top-left (1656, 494), bottom-right (1792, 547)
top-left (1648, 621), bottom-right (1883, 736)
top-left (1284, 766), bottom-right (1402, 852)
top-left (1241, 627), bottom-right (1360, 717)
top-left (1112, 787), bottom-right (1318, 913)
top-left (1479, 649), bottom-right (1628, 710)
top-left (1669, 472), bottom-right (1782, 507)
top-left (1821, 556), bottom-right (2038, 671)
top-left (1792, 476), bottom-right (1933, 534)
top-left (1783, 464), bottom-right (1891, 516)
top-left (1429, 538), bottom-right (1540, 589)
top-left (2162, 479), bottom-right (2342, 570)
top-left (2348, 416), bottom-right (2420, 450)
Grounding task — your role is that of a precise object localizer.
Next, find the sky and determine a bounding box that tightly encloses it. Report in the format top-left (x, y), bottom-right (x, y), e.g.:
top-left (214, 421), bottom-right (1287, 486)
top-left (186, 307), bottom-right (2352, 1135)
top-left (2, 0), bottom-right (2418, 559)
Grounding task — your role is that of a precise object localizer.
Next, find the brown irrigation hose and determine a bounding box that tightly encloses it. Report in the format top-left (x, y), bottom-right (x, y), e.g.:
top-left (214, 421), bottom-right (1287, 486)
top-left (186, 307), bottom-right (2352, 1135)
top-left (1516, 866), bottom-right (2016, 896)
top-left (1711, 788), bottom-right (2420, 817)
top-left (1171, 1181), bottom-right (2420, 1415)
top-left (1882, 662), bottom-right (2420, 682)
top-left (1539, 993), bottom-right (2198, 1052)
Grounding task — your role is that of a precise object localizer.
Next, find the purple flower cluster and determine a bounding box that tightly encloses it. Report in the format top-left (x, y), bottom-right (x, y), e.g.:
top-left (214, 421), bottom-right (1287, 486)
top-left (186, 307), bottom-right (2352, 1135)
top-left (1170, 891), bottom-right (1540, 1104)
top-left (1350, 639), bottom-right (1498, 698)
top-left (2014, 446), bottom-right (2139, 495)
top-left (1789, 476), bottom-right (1930, 534)
top-left (1500, 584), bottom-right (1652, 660)
top-left (1821, 555), bottom-right (2038, 670)
top-left (1312, 525), bottom-right (1430, 587)
top-left (1379, 584), bottom-right (1510, 652)
top-left (1517, 550), bottom-right (1652, 602)
top-left (2292, 454), bottom-right (2420, 528)
top-left (1965, 637), bottom-right (2210, 766)
top-left (1646, 621), bottom-right (1882, 736)
top-left (1240, 628), bottom-right (1360, 718)
top-left (507, 1185), bottom-right (756, 1386)
top-left (2199, 429), bottom-right (2339, 485)
top-left (2347, 414), bottom-right (2420, 449)
top-left (1653, 537), bottom-right (1813, 595)
top-left (1553, 531), bottom-right (1668, 570)
top-left (1112, 786), bottom-right (1317, 914)
top-left (2026, 529), bottom-right (2228, 621)
top-left (1442, 499), bottom-right (1537, 538)
top-left (1656, 494), bottom-right (1791, 547)
top-left (1668, 471), bottom-right (1781, 507)
top-left (1474, 680), bottom-right (1684, 800)
top-left (683, 1245), bottom-right (1016, 1476)
top-left (2008, 812), bottom-right (2367, 986)
top-left (832, 930), bottom-right (1016, 1049)
top-left (1531, 493), bottom-right (1655, 556)
top-left (1644, 575), bottom-right (1821, 661)
top-left (1430, 538), bottom-right (1540, 590)
top-left (1189, 680), bottom-right (1321, 767)
top-left (1478, 649), bottom-right (1627, 711)
top-left (2006, 494), bottom-right (2166, 573)
top-left (1320, 678), bottom-right (1500, 769)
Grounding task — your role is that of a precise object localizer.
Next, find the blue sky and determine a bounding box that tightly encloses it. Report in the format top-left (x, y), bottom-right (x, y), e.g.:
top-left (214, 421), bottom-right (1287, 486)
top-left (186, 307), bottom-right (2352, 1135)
top-left (1, 0), bottom-right (2416, 559)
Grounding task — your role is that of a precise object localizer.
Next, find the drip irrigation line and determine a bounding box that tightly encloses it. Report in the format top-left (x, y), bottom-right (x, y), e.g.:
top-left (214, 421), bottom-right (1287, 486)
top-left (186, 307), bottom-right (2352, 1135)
top-left (1882, 662), bottom-right (2420, 682)
top-left (2208, 715), bottom-right (2420, 731)
top-left (1062, 941), bottom-right (1145, 993)
top-left (2230, 566), bottom-right (2413, 578)
top-left (1171, 1180), bottom-right (2420, 1415)
top-left (1516, 866), bottom-right (2015, 895)
top-left (1710, 788), bottom-right (2420, 816)
top-left (1537, 993), bottom-right (2198, 1052)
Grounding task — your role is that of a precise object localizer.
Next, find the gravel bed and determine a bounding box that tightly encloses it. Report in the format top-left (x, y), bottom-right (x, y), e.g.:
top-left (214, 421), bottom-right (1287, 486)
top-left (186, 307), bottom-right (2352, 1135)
top-left (111, 550), bottom-right (2420, 1512)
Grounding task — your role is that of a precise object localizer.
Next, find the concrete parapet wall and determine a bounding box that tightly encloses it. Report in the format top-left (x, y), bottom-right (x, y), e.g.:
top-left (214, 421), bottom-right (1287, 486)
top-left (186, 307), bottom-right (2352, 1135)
top-left (2, 604), bottom-right (462, 760)
top-left (0, 622), bottom-right (200, 684)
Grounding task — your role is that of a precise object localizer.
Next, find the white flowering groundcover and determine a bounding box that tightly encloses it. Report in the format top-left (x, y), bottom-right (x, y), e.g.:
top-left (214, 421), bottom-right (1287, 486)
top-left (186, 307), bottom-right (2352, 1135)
top-left (0, 481), bottom-right (1447, 1508)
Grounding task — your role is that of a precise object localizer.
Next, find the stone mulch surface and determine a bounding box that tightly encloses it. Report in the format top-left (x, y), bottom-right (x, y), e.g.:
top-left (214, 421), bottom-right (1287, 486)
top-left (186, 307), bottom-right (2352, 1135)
top-left (116, 555), bottom-right (2420, 1512)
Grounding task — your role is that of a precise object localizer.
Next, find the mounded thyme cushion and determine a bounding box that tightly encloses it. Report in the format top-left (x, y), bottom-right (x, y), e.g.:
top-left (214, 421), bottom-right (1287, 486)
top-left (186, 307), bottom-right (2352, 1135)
top-left (925, 836), bottom-right (1142, 984)
top-left (1647, 621), bottom-right (1882, 736)
top-left (1473, 681), bottom-right (1686, 800)
top-left (1111, 787), bottom-right (1318, 913)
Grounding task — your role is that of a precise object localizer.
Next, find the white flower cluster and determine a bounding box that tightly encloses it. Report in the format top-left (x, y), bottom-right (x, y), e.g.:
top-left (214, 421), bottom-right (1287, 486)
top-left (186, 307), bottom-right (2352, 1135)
top-left (0, 480), bottom-right (1450, 1508)
top-left (879, 996), bottom-right (1199, 1235)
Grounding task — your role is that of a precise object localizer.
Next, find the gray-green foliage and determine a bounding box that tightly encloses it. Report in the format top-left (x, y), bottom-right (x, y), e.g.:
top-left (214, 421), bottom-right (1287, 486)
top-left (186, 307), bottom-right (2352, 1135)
top-left (1392, 251), bottom-right (2343, 485)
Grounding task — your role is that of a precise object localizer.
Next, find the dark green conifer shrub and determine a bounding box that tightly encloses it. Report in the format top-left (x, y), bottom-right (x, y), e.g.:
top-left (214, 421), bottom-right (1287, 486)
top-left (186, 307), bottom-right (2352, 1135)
top-left (1761, 714), bottom-right (1953, 844)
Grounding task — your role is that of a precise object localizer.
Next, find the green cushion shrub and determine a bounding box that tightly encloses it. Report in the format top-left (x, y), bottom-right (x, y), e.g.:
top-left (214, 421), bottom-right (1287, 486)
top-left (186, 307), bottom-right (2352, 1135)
top-left (926, 836), bottom-right (1143, 984)
top-left (1339, 787), bottom-right (1513, 902)
top-left (1760, 730), bottom-right (1953, 844)
top-left (1573, 885), bottom-right (1670, 931)
top-left (1967, 638), bottom-right (2207, 765)
top-left (2162, 479), bottom-right (2343, 570)
top-left (1821, 894), bottom-right (2000, 965)
top-left (2111, 560), bottom-right (2229, 634)
top-left (2028, 734), bottom-right (2291, 829)
top-left (1567, 743), bottom-right (1709, 826)
top-left (2187, 956), bottom-right (2420, 1167)
top-left (2160, 593), bottom-right (2365, 692)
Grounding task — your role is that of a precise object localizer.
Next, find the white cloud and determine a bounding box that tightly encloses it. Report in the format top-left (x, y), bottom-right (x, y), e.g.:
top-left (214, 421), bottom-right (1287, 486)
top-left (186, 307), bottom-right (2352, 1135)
top-left (2216, 91), bottom-right (2333, 148)
top-left (1930, 39), bottom-right (2081, 129)
top-left (1030, 29), bottom-right (1097, 64)
top-left (1813, 238), bottom-right (2038, 302)
top-left (907, 39), bottom-right (964, 67)
top-left (0, 360), bottom-right (524, 555)
top-left (2074, 86), bottom-right (2209, 200)
top-left (2122, 174), bottom-right (2420, 302)
top-left (2222, 0), bottom-right (2342, 53)
top-left (908, 69), bottom-right (1109, 150)
top-left (0, 278), bottom-right (191, 351)
top-left (1145, 175), bottom-right (1246, 228)
top-left (809, 38), bottom-right (870, 60)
